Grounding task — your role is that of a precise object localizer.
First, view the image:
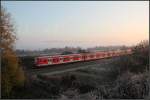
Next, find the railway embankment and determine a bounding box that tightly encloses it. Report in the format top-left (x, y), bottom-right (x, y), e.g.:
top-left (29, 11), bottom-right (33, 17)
top-left (8, 50), bottom-right (149, 99)
top-left (6, 41), bottom-right (149, 99)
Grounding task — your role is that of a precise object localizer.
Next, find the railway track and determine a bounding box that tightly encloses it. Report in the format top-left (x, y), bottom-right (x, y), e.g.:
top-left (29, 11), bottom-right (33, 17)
top-left (27, 56), bottom-right (122, 77)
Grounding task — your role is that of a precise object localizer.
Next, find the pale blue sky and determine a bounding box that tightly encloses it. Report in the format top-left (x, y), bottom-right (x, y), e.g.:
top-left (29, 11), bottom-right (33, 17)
top-left (2, 1), bottom-right (149, 50)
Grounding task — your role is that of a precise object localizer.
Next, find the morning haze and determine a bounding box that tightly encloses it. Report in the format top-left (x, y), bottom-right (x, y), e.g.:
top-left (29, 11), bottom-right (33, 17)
top-left (2, 1), bottom-right (149, 50)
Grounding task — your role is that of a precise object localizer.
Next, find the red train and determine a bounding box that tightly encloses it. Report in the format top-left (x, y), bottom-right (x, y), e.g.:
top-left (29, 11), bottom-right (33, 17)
top-left (34, 49), bottom-right (132, 67)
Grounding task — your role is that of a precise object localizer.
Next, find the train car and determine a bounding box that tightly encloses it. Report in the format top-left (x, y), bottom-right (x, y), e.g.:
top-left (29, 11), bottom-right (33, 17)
top-left (111, 51), bottom-right (117, 57)
top-left (84, 53), bottom-right (96, 61)
top-left (35, 55), bottom-right (61, 67)
top-left (95, 52), bottom-right (106, 59)
top-left (35, 54), bottom-right (83, 67)
top-left (108, 51), bottom-right (112, 57)
top-left (50, 55), bottom-right (61, 64)
top-left (111, 51), bottom-right (116, 57)
top-left (34, 49), bottom-right (133, 67)
top-left (95, 52), bottom-right (102, 59)
top-left (102, 51), bottom-right (108, 58)
top-left (71, 54), bottom-right (83, 62)
top-left (35, 56), bottom-right (49, 67)
top-left (60, 54), bottom-right (83, 64)
top-left (84, 52), bottom-right (107, 61)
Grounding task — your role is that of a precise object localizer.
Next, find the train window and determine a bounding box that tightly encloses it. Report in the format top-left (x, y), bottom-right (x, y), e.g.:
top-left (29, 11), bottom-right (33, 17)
top-left (96, 54), bottom-right (100, 57)
top-left (63, 57), bottom-right (70, 61)
top-left (81, 55), bottom-right (87, 59)
top-left (40, 58), bottom-right (44, 62)
top-left (73, 56), bottom-right (80, 60)
top-left (38, 58), bottom-right (47, 64)
top-left (82, 55), bottom-right (86, 59)
top-left (90, 55), bottom-right (94, 58)
top-left (110, 53), bottom-right (112, 55)
top-left (37, 58), bottom-right (41, 64)
top-left (38, 58), bottom-right (41, 62)
top-left (52, 58), bottom-right (59, 63)
top-left (44, 59), bottom-right (48, 63)
top-left (103, 53), bottom-right (105, 56)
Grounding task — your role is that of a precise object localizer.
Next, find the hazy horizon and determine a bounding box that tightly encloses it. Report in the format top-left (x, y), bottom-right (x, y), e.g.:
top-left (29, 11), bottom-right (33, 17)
top-left (2, 1), bottom-right (149, 50)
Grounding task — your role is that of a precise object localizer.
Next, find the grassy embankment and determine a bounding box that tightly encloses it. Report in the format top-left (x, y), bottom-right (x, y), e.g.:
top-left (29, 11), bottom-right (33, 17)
top-left (9, 41), bottom-right (149, 99)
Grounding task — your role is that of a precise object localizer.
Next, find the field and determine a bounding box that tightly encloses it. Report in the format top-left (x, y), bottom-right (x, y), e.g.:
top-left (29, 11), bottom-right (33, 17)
top-left (8, 49), bottom-right (149, 99)
top-left (3, 40), bottom-right (148, 99)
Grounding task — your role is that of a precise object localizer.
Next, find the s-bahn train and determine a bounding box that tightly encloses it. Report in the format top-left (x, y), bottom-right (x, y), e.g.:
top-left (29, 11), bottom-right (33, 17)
top-left (34, 49), bottom-right (132, 67)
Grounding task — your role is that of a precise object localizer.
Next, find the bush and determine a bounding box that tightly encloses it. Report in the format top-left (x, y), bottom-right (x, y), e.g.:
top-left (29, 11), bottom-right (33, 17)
top-left (114, 40), bottom-right (149, 74)
top-left (115, 71), bottom-right (149, 99)
top-left (2, 51), bottom-right (25, 97)
top-left (132, 40), bottom-right (149, 71)
top-left (90, 71), bottom-right (149, 99)
top-left (60, 74), bottom-right (76, 89)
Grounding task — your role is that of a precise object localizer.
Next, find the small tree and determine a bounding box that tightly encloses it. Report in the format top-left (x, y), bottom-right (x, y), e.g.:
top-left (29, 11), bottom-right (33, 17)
top-left (114, 40), bottom-right (149, 74)
top-left (1, 7), bottom-right (25, 97)
top-left (131, 40), bottom-right (149, 72)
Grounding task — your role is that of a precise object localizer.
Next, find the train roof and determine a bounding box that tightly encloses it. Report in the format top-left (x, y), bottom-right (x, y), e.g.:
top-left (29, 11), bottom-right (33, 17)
top-left (35, 49), bottom-right (131, 59)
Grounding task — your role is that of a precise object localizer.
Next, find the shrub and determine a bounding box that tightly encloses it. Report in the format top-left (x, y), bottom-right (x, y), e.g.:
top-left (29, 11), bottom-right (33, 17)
top-left (113, 40), bottom-right (149, 74)
top-left (90, 71), bottom-right (149, 99)
top-left (115, 71), bottom-right (149, 99)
